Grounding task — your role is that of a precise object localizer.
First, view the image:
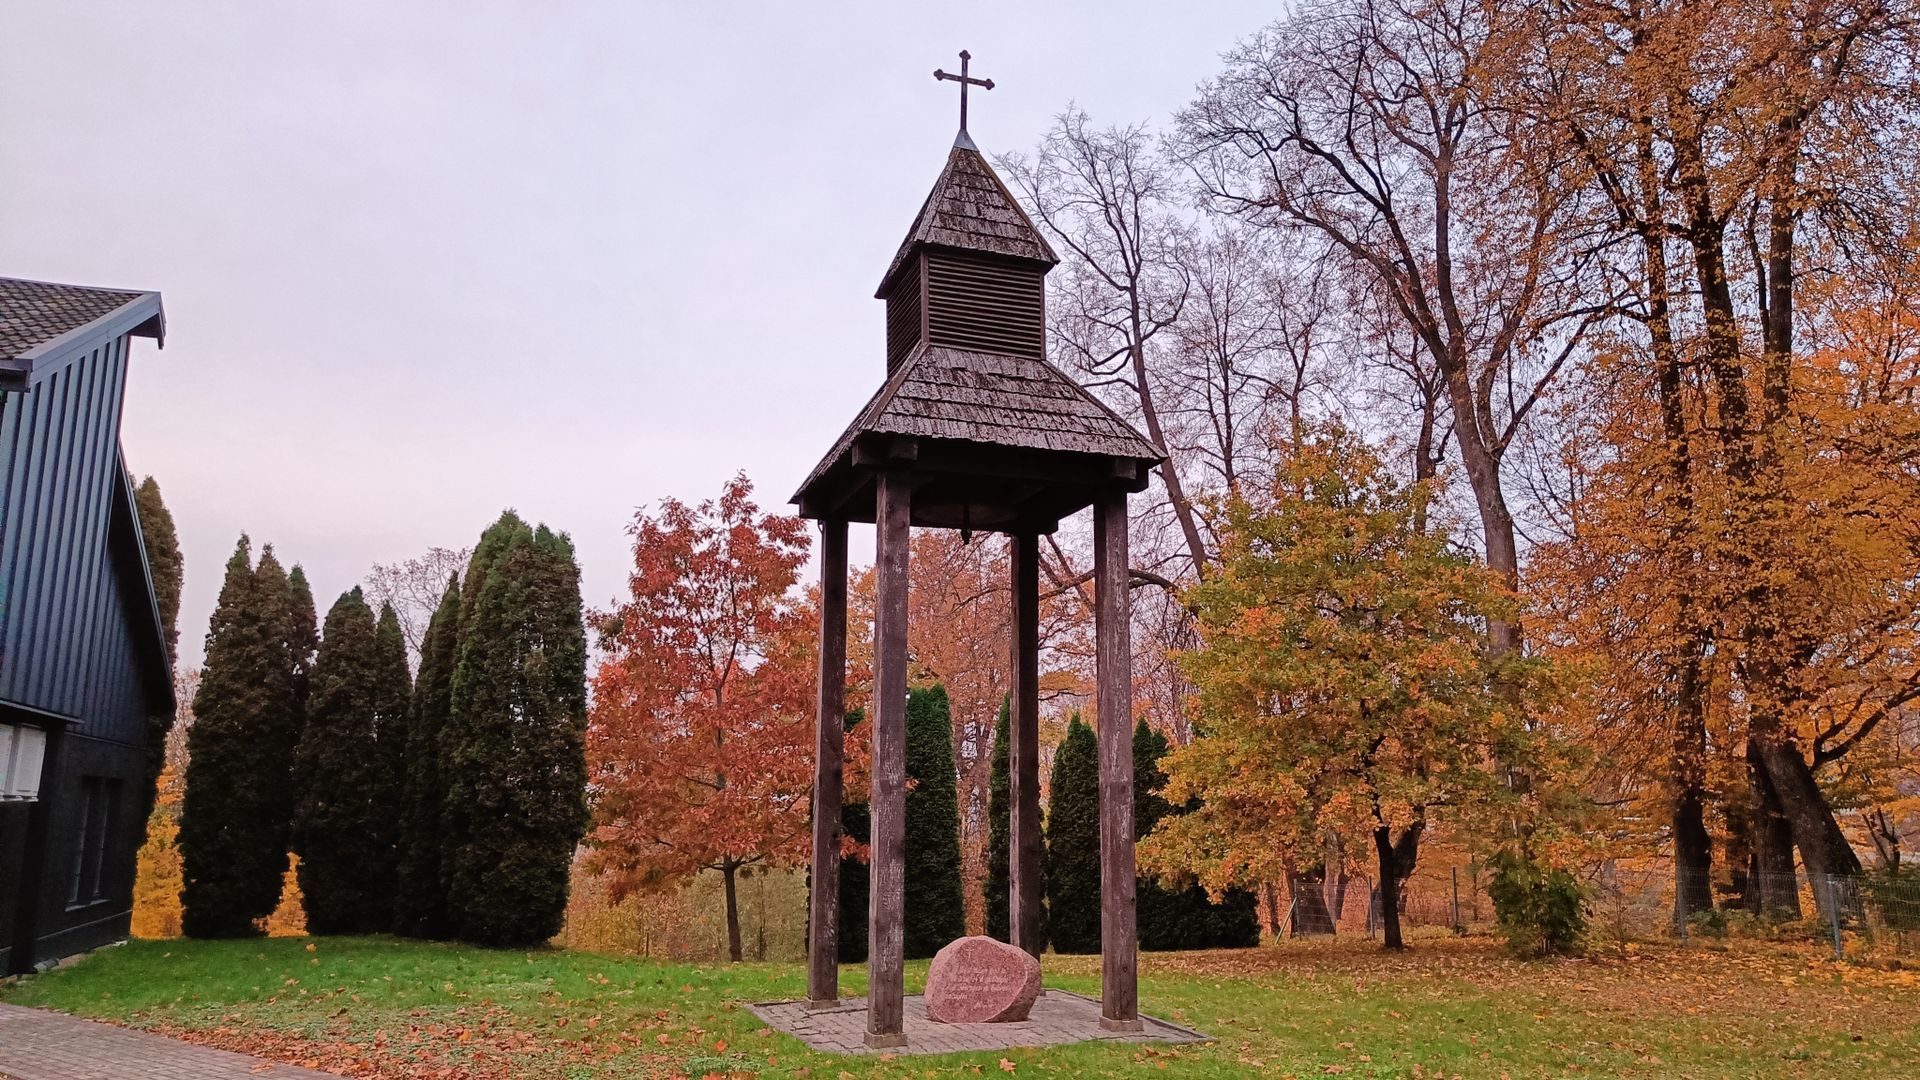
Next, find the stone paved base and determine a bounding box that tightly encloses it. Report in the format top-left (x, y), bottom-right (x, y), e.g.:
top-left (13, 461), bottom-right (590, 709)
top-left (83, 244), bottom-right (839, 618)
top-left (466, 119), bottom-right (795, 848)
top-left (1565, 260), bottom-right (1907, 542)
top-left (0, 1004), bottom-right (343, 1080)
top-left (748, 990), bottom-right (1209, 1055)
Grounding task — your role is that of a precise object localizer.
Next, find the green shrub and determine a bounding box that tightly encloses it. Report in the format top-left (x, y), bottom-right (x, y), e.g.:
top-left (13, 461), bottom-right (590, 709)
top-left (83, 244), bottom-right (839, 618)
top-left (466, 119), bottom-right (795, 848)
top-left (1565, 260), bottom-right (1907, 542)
top-left (1687, 907), bottom-right (1728, 938)
top-left (1487, 850), bottom-right (1586, 957)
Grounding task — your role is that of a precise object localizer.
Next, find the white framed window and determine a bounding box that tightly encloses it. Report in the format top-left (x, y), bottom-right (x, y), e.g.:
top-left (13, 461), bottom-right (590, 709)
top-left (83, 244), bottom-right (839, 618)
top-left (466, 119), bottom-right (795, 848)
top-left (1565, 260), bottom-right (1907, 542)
top-left (1, 724), bottom-right (48, 801)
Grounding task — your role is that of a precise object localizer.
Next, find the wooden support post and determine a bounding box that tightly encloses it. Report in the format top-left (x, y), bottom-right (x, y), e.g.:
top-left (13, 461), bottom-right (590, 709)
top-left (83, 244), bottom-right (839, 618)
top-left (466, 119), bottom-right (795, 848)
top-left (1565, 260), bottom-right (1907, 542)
top-left (805, 519), bottom-right (848, 1009)
top-left (865, 471), bottom-right (912, 1048)
top-left (1093, 492), bottom-right (1140, 1032)
top-left (1009, 531), bottom-right (1043, 957)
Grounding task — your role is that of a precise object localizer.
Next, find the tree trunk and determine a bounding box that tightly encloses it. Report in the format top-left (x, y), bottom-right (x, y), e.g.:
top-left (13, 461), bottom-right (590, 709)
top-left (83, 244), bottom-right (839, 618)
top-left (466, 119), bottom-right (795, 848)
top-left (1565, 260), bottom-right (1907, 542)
top-left (1328, 864), bottom-right (1359, 926)
top-left (1676, 131), bottom-right (1861, 904)
top-left (1673, 786), bottom-right (1715, 928)
top-left (1757, 740), bottom-right (1864, 885)
top-left (1373, 827), bottom-right (1405, 951)
top-left (722, 863), bottom-right (743, 963)
top-left (1288, 870), bottom-right (1337, 936)
top-left (1746, 745), bottom-right (1801, 919)
top-left (1127, 335), bottom-right (1209, 578)
top-left (1639, 146), bottom-right (1715, 931)
top-left (1262, 880), bottom-right (1284, 939)
top-left (1438, 362), bottom-right (1521, 657)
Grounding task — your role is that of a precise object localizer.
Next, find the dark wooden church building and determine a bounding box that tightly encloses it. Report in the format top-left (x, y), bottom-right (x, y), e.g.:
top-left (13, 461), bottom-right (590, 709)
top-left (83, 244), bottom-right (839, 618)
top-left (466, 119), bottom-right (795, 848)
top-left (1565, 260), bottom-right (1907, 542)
top-left (0, 276), bottom-right (175, 974)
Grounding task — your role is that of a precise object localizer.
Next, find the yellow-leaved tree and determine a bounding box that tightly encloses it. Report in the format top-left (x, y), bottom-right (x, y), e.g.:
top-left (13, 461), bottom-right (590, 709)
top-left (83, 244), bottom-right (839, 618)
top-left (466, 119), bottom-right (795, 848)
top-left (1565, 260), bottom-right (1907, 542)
top-left (131, 762), bottom-right (185, 939)
top-left (1142, 429), bottom-right (1554, 949)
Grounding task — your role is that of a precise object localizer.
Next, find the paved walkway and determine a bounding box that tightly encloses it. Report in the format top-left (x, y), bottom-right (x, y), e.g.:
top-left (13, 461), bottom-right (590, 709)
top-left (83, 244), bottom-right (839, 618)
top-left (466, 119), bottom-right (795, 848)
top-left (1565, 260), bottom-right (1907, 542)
top-left (0, 1004), bottom-right (342, 1080)
top-left (748, 989), bottom-right (1210, 1055)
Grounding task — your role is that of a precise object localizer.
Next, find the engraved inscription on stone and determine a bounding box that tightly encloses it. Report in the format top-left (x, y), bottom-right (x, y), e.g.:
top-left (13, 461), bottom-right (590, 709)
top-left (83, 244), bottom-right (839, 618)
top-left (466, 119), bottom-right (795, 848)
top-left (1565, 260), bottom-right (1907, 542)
top-left (924, 936), bottom-right (1042, 1024)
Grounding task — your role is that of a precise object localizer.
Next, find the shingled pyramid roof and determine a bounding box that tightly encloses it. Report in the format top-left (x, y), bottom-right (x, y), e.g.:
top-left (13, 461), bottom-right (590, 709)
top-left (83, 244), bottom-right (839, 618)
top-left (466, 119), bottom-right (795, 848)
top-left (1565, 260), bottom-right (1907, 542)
top-left (875, 134), bottom-right (1059, 297)
top-left (794, 341), bottom-right (1163, 503)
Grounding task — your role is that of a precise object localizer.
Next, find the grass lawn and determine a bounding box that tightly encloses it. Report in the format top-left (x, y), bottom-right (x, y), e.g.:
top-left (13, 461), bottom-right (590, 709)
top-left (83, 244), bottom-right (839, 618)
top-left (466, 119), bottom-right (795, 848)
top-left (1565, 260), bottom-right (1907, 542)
top-left (3, 932), bottom-right (1917, 1079)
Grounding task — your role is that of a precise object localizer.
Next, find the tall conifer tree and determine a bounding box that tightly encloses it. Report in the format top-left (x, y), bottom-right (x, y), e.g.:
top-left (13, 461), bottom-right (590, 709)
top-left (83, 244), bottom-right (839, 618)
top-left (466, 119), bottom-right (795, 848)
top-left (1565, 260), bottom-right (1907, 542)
top-left (396, 575), bottom-right (458, 937)
top-left (133, 476), bottom-right (183, 665)
top-left (287, 566), bottom-right (319, 705)
top-left (985, 698), bottom-right (1012, 942)
top-left (180, 538), bottom-right (297, 937)
top-left (443, 514), bottom-right (589, 946)
top-left (131, 476), bottom-right (184, 826)
top-left (265, 554), bottom-right (307, 868)
top-left (904, 685), bottom-right (966, 958)
top-left (293, 589), bottom-right (399, 933)
top-left (1045, 715), bottom-right (1101, 953)
top-left (372, 602), bottom-right (412, 893)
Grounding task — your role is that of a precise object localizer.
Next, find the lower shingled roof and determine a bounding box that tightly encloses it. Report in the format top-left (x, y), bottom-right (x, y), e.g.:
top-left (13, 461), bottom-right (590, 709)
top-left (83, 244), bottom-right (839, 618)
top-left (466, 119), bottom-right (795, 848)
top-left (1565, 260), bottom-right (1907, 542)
top-left (794, 343), bottom-right (1163, 503)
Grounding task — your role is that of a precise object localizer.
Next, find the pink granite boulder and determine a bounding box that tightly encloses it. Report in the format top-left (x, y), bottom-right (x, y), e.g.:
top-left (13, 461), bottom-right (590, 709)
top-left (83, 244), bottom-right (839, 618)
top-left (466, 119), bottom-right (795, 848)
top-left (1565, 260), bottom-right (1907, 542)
top-left (924, 936), bottom-right (1042, 1023)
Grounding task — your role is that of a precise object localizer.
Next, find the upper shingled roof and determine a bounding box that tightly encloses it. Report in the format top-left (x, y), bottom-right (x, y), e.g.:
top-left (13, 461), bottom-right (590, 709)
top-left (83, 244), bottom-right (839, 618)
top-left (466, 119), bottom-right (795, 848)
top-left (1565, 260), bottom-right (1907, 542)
top-left (876, 137), bottom-right (1059, 297)
top-left (0, 277), bottom-right (158, 361)
top-left (794, 342), bottom-right (1163, 502)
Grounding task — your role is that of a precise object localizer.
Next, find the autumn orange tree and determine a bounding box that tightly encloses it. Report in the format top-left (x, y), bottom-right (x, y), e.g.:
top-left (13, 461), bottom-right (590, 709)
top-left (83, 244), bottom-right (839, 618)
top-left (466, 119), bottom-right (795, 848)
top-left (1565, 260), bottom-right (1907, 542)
top-left (1143, 429), bottom-right (1549, 949)
top-left (585, 474), bottom-right (818, 962)
top-left (1512, 0), bottom-right (1920, 914)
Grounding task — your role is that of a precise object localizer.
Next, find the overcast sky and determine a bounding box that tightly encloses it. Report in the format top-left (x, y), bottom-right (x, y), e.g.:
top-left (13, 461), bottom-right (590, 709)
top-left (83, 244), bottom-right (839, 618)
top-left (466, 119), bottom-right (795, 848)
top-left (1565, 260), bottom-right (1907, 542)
top-left (2, 1), bottom-right (1278, 668)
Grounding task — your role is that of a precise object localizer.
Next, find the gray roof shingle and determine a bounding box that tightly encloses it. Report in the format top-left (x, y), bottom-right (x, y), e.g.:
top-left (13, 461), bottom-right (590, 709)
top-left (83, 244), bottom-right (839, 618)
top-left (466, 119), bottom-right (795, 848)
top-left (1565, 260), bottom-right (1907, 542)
top-left (795, 343), bottom-right (1163, 502)
top-left (0, 277), bottom-right (157, 361)
top-left (876, 140), bottom-right (1058, 297)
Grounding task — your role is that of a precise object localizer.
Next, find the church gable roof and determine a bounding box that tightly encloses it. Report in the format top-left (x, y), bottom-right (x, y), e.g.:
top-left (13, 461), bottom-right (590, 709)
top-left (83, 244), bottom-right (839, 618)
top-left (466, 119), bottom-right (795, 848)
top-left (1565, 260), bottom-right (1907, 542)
top-left (0, 276), bottom-right (165, 389)
top-left (876, 139), bottom-right (1058, 297)
top-left (0, 277), bottom-right (162, 361)
top-left (794, 342), bottom-right (1163, 503)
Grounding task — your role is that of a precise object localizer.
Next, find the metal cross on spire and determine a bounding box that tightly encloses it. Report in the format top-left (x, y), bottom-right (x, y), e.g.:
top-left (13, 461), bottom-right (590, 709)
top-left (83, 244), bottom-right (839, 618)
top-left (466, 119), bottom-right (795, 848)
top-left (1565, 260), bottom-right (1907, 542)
top-left (933, 50), bottom-right (994, 137)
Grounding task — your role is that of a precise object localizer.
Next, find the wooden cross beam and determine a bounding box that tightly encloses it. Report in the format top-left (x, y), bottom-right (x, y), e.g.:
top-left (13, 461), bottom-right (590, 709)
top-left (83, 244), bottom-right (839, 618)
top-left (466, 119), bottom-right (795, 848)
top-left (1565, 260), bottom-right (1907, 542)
top-left (933, 50), bottom-right (993, 135)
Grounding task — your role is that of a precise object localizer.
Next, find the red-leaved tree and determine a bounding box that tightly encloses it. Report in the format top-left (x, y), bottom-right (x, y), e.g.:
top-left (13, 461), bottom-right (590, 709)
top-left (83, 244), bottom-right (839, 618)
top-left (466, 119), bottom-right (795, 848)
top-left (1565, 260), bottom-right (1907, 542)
top-left (586, 473), bottom-right (818, 961)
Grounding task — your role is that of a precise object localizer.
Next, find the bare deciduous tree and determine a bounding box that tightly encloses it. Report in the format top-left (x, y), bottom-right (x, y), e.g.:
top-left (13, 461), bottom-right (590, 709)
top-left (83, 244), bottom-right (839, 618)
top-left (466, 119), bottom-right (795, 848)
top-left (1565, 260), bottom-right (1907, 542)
top-left (364, 546), bottom-right (470, 664)
top-left (1177, 0), bottom-right (1610, 655)
top-left (1003, 110), bottom-right (1208, 579)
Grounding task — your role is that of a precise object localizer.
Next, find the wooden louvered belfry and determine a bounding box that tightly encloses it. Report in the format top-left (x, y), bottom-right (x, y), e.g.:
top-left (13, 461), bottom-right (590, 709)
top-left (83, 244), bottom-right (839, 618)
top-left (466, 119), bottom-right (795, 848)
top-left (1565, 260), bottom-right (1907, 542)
top-left (793, 54), bottom-right (1161, 1049)
top-left (877, 136), bottom-right (1052, 370)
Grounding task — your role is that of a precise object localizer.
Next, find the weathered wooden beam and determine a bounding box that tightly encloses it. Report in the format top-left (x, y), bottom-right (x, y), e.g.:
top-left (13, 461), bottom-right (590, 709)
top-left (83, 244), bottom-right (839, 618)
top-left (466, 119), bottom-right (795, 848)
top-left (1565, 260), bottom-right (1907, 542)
top-left (866, 471), bottom-right (912, 1048)
top-left (910, 440), bottom-right (1130, 488)
top-left (1093, 492), bottom-right (1141, 1032)
top-left (851, 433), bottom-right (920, 468)
top-left (1009, 531), bottom-right (1043, 958)
top-left (805, 518), bottom-right (849, 1009)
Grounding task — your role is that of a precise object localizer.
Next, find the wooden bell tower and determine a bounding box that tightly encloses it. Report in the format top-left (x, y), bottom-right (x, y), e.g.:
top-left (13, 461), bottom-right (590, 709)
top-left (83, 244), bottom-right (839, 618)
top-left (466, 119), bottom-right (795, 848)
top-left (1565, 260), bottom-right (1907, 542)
top-left (794, 53), bottom-right (1163, 1049)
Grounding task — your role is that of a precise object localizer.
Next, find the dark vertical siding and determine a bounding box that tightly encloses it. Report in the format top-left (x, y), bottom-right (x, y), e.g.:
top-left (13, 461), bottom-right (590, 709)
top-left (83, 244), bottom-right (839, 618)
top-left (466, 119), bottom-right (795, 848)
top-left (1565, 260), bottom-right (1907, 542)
top-left (77, 553), bottom-right (151, 746)
top-left (1, 312), bottom-right (165, 974)
top-left (0, 336), bottom-right (131, 721)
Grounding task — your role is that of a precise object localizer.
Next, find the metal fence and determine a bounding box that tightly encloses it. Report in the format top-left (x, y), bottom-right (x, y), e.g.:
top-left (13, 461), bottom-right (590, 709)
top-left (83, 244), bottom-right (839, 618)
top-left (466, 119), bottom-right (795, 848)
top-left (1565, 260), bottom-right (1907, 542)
top-left (1266, 864), bottom-right (1920, 962)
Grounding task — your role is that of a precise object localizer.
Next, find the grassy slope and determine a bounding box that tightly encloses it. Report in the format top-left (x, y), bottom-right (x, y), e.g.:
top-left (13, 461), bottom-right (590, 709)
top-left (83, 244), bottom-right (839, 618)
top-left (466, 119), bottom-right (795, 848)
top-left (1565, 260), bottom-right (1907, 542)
top-left (3, 933), bottom-right (1917, 1079)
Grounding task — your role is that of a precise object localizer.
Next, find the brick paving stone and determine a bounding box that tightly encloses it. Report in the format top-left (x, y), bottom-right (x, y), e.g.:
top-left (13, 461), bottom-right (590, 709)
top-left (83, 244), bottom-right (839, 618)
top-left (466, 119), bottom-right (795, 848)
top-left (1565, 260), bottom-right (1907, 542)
top-left (747, 990), bottom-right (1210, 1056)
top-left (0, 1003), bottom-right (343, 1080)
